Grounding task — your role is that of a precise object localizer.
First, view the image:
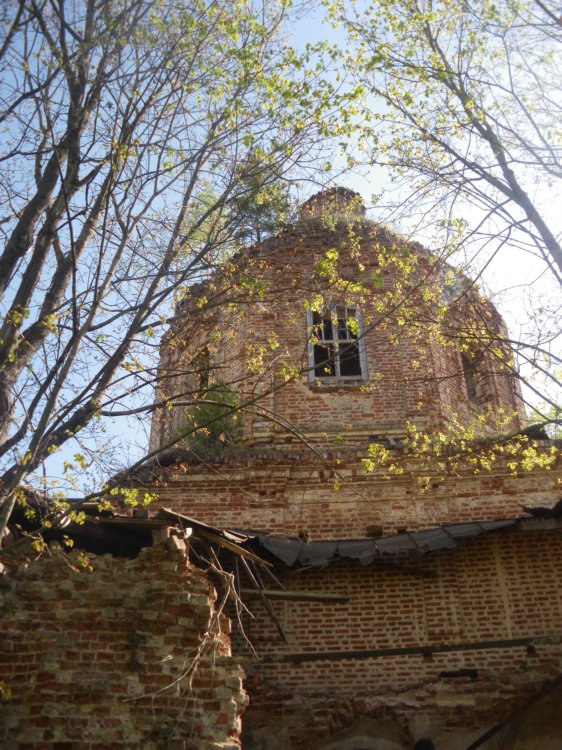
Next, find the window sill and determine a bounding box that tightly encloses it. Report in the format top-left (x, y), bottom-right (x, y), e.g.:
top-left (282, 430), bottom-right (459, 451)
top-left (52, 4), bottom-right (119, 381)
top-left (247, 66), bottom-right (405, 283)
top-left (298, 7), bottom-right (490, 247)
top-left (307, 378), bottom-right (367, 392)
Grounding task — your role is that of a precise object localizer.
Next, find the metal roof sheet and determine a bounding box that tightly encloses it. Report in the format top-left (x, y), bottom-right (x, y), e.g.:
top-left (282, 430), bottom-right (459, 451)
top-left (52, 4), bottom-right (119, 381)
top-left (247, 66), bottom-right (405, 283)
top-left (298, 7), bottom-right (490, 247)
top-left (253, 519), bottom-right (517, 568)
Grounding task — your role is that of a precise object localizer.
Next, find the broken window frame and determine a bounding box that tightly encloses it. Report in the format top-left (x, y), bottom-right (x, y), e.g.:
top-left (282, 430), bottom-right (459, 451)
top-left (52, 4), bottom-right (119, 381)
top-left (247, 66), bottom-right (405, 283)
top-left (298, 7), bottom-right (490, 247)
top-left (306, 304), bottom-right (368, 382)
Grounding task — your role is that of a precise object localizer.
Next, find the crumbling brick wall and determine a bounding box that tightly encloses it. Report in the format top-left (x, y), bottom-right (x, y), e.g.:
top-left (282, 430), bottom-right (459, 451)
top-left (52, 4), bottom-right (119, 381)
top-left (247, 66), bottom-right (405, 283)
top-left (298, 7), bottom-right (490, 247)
top-left (0, 542), bottom-right (246, 750)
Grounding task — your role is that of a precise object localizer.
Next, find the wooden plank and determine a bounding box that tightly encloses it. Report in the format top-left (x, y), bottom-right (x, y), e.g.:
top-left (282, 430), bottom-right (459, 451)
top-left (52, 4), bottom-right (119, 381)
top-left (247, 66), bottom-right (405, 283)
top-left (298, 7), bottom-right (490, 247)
top-left (239, 588), bottom-right (349, 603)
top-left (157, 507), bottom-right (248, 542)
top-left (241, 558), bottom-right (288, 644)
top-left (196, 528), bottom-right (272, 566)
top-left (151, 507), bottom-right (270, 566)
top-left (96, 517), bottom-right (170, 528)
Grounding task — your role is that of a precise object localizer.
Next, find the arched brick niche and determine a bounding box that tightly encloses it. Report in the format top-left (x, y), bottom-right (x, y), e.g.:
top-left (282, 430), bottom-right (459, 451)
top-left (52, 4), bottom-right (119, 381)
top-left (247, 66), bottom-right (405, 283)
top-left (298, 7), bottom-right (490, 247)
top-left (313, 718), bottom-right (409, 750)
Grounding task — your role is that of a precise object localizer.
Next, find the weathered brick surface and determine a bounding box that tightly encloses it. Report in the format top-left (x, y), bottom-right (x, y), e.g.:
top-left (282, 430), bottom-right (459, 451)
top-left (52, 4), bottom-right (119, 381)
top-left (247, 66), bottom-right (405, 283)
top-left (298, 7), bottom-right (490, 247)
top-left (0, 544), bottom-right (246, 750)
top-left (149, 451), bottom-right (561, 538)
top-left (150, 215), bottom-right (524, 455)
top-left (2, 195), bottom-right (560, 748)
top-left (140, 446), bottom-right (562, 748)
top-left (235, 530), bottom-right (562, 749)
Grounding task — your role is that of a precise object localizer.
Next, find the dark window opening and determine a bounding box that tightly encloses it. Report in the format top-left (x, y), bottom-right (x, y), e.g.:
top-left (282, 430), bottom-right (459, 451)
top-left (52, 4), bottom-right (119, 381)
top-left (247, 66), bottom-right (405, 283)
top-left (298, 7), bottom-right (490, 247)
top-left (313, 343), bottom-right (336, 377)
top-left (339, 341), bottom-right (362, 376)
top-left (461, 352), bottom-right (478, 402)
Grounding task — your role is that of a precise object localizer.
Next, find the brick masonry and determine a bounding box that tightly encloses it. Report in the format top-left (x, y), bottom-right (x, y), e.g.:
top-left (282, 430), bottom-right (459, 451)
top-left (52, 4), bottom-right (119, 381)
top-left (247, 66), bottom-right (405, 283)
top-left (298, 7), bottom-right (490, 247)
top-left (138, 452), bottom-right (562, 748)
top-left (150, 211), bottom-right (525, 455)
top-left (235, 529), bottom-right (562, 749)
top-left (146, 452), bottom-right (561, 538)
top-left (0, 541), bottom-right (247, 750)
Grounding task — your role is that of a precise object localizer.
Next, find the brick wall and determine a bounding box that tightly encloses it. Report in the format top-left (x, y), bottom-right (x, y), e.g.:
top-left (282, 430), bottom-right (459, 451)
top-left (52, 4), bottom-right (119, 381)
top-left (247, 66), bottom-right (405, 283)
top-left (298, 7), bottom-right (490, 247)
top-left (3, 195), bottom-right (558, 749)
top-left (236, 529), bottom-right (562, 749)
top-left (135, 449), bottom-right (562, 749)
top-left (147, 450), bottom-right (561, 539)
top-left (141, 199), bottom-right (559, 748)
top-left (0, 541), bottom-right (246, 750)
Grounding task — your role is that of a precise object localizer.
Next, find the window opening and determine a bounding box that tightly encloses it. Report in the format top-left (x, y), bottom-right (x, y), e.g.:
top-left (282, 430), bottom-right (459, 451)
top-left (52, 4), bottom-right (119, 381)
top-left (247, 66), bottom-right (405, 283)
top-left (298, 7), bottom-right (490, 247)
top-left (308, 305), bottom-right (367, 381)
top-left (195, 346), bottom-right (210, 391)
top-left (461, 352), bottom-right (478, 402)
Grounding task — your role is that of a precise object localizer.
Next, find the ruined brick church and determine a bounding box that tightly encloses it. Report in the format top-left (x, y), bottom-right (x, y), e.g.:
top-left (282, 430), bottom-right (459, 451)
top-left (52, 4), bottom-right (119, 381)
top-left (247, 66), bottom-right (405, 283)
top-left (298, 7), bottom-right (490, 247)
top-left (147, 188), bottom-right (562, 749)
top-left (2, 188), bottom-right (561, 749)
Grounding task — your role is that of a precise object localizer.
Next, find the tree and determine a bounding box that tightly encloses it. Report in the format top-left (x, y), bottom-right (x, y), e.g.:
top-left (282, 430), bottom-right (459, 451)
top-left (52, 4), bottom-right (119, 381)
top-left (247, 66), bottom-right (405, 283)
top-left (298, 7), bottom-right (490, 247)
top-left (0, 0), bottom-right (348, 541)
top-left (332, 0), bottom-right (561, 276)
top-left (326, 0), bottom-right (562, 425)
top-left (226, 153), bottom-right (293, 245)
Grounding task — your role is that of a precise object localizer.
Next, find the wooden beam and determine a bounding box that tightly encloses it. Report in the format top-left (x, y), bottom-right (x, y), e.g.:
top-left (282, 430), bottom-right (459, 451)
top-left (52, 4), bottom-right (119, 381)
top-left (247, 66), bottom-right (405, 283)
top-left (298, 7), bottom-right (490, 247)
top-left (196, 528), bottom-right (272, 566)
top-left (239, 588), bottom-right (349, 604)
top-left (225, 635), bottom-right (562, 665)
top-left (156, 506), bottom-right (271, 566)
top-left (241, 559), bottom-right (288, 644)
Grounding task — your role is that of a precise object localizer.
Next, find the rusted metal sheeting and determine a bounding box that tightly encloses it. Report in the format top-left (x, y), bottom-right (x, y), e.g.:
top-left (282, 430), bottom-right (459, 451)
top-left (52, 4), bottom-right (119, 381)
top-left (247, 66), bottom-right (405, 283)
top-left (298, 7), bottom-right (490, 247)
top-left (253, 519), bottom-right (517, 567)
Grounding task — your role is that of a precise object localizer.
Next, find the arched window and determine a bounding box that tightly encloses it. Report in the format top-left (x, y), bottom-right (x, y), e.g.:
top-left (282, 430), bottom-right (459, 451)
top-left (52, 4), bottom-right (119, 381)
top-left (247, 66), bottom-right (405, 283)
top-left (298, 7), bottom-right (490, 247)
top-left (307, 304), bottom-right (367, 382)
